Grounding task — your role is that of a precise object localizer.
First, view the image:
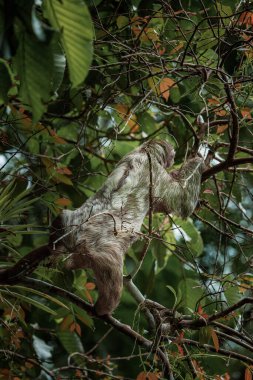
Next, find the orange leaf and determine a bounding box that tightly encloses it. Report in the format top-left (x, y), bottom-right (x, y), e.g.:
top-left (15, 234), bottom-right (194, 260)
top-left (49, 130), bottom-right (67, 144)
top-left (215, 109), bottom-right (227, 117)
top-left (69, 322), bottom-right (76, 332)
top-left (241, 107), bottom-right (252, 120)
top-left (84, 288), bottom-right (93, 304)
top-left (115, 104), bottom-right (139, 131)
top-left (169, 42), bottom-right (184, 55)
top-left (56, 167), bottom-right (72, 175)
top-left (136, 372), bottom-right (148, 380)
top-left (128, 115), bottom-right (139, 132)
top-left (136, 372), bottom-right (158, 380)
top-left (245, 368), bottom-right (252, 380)
top-left (156, 43), bottom-right (166, 55)
top-left (86, 282), bottom-right (96, 290)
top-left (217, 124), bottom-right (229, 134)
top-left (115, 104), bottom-right (129, 117)
top-left (159, 78), bottom-right (175, 101)
top-left (140, 27), bottom-right (159, 42)
top-left (239, 11), bottom-right (253, 25)
top-left (55, 198), bottom-right (72, 206)
top-left (211, 329), bottom-right (220, 352)
top-left (131, 16), bottom-right (148, 39)
top-left (203, 189), bottom-right (214, 195)
top-left (75, 323), bottom-right (82, 337)
top-left (60, 315), bottom-right (73, 331)
top-left (75, 369), bottom-right (83, 378)
top-left (208, 98), bottom-right (220, 105)
top-left (197, 305), bottom-right (209, 319)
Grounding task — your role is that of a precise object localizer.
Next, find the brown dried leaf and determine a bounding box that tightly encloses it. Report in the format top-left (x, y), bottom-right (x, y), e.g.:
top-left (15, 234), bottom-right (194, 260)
top-left (217, 124), bottom-right (228, 134)
top-left (55, 198), bottom-right (72, 206)
top-left (159, 77), bottom-right (175, 101)
top-left (241, 107), bottom-right (252, 120)
top-left (211, 329), bottom-right (220, 352)
top-left (245, 368), bottom-right (252, 380)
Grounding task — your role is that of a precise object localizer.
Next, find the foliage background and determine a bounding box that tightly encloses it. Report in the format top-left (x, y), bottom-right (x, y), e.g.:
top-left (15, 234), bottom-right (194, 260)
top-left (0, 0), bottom-right (252, 379)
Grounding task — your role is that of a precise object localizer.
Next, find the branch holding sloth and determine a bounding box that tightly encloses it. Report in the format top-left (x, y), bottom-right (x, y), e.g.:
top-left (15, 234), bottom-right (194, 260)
top-left (0, 141), bottom-right (205, 315)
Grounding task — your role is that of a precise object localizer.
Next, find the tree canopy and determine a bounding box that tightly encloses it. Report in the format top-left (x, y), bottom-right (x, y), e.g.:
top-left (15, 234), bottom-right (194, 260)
top-left (0, 0), bottom-right (253, 379)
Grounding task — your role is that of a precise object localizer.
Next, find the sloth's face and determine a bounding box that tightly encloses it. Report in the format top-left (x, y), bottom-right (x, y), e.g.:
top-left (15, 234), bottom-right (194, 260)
top-left (153, 140), bottom-right (175, 168)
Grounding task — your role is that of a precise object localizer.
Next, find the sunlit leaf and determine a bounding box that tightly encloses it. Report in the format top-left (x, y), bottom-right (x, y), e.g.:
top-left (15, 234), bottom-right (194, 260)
top-left (45, 0), bottom-right (94, 87)
top-left (116, 15), bottom-right (129, 28)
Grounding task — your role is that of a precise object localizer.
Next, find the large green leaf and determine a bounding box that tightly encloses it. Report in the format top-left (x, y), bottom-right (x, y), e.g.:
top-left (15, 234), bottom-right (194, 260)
top-left (45, 0), bottom-right (93, 87)
top-left (15, 33), bottom-right (54, 122)
top-left (58, 331), bottom-right (84, 354)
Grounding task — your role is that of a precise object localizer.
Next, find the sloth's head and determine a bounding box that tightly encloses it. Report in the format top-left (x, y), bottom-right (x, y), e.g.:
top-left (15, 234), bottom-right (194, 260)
top-left (141, 140), bottom-right (175, 168)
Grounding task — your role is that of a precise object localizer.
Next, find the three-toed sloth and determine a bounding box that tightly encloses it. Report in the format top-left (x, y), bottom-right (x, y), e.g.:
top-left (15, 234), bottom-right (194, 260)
top-left (51, 140), bottom-right (205, 315)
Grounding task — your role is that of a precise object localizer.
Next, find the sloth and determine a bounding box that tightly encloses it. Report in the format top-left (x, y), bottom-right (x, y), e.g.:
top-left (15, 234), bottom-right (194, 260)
top-left (49, 140), bottom-right (205, 316)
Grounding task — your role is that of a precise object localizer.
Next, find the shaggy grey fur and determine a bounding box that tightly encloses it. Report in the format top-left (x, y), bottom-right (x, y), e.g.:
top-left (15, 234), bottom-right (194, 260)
top-left (53, 141), bottom-right (204, 315)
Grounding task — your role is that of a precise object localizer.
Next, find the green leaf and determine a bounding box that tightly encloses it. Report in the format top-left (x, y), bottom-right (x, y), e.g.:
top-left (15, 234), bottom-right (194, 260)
top-left (224, 283), bottom-right (241, 306)
top-left (0, 289), bottom-right (57, 315)
top-left (0, 59), bottom-right (13, 104)
top-left (173, 217), bottom-right (203, 256)
top-left (151, 239), bottom-right (172, 273)
top-left (216, 2), bottom-right (233, 17)
top-left (52, 41), bottom-right (66, 92)
top-left (15, 33), bottom-right (53, 122)
top-left (178, 278), bottom-right (203, 311)
top-left (199, 326), bottom-right (212, 345)
top-left (11, 286), bottom-right (70, 310)
top-left (116, 15), bottom-right (129, 29)
top-left (0, 181), bottom-right (36, 223)
top-left (45, 0), bottom-right (93, 87)
top-left (166, 285), bottom-right (177, 309)
top-left (58, 330), bottom-right (84, 354)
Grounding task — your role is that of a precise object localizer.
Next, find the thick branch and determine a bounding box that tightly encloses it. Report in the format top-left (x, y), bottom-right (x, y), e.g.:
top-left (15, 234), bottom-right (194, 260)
top-left (202, 157), bottom-right (253, 182)
top-left (178, 297), bottom-right (253, 328)
top-left (0, 245), bottom-right (51, 284)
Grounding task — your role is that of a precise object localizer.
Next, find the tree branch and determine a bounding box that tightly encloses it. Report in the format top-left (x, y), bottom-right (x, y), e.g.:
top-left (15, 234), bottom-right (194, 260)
top-left (14, 277), bottom-right (175, 380)
top-left (0, 245), bottom-right (51, 284)
top-left (202, 157), bottom-right (253, 182)
top-left (178, 297), bottom-right (253, 328)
